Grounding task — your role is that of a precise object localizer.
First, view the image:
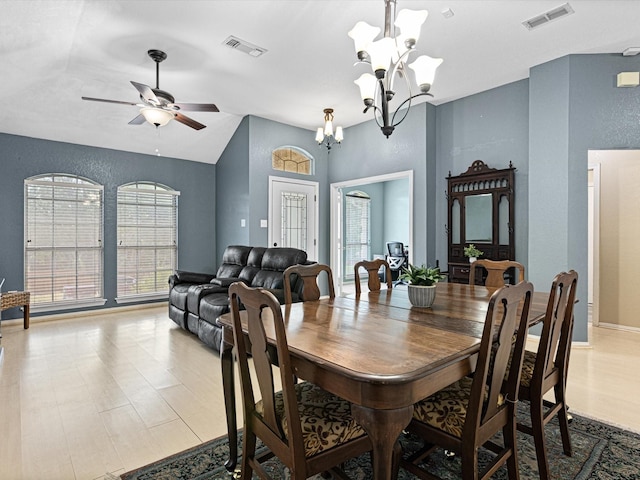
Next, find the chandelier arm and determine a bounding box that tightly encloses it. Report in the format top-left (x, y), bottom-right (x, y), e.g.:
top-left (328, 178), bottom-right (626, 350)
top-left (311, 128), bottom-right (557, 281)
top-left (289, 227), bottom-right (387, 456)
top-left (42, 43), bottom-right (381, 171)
top-left (390, 92), bottom-right (432, 127)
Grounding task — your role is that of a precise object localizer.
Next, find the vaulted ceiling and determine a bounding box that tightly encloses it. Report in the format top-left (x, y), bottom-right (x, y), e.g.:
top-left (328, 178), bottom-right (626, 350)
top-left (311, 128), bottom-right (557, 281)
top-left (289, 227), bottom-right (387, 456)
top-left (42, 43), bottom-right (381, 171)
top-left (3, 1), bottom-right (639, 164)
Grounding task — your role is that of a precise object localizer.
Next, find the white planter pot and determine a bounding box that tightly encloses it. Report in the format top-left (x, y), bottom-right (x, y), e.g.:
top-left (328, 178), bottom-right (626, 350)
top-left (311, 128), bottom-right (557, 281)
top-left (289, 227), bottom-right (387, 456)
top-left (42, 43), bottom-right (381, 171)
top-left (469, 257), bottom-right (477, 263)
top-left (407, 284), bottom-right (437, 308)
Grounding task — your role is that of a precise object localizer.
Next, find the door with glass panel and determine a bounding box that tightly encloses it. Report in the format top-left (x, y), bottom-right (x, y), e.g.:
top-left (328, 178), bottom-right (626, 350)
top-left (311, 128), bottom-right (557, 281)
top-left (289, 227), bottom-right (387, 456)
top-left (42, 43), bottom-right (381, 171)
top-left (269, 177), bottom-right (318, 261)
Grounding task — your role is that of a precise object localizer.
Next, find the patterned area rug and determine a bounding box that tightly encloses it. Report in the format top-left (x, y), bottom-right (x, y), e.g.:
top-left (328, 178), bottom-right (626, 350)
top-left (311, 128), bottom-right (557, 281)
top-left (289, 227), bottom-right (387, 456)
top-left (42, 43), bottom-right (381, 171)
top-left (118, 408), bottom-right (640, 480)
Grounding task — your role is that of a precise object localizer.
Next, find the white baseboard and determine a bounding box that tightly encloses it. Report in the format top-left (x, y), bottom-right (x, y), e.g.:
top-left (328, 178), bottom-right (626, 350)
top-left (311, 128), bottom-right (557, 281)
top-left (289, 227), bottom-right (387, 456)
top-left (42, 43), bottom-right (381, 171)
top-left (596, 322), bottom-right (640, 334)
top-left (1, 302), bottom-right (167, 327)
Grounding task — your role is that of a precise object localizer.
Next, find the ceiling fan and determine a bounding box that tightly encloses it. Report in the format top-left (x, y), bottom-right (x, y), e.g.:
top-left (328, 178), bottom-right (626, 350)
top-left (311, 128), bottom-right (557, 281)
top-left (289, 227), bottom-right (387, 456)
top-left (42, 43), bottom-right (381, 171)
top-left (82, 49), bottom-right (219, 130)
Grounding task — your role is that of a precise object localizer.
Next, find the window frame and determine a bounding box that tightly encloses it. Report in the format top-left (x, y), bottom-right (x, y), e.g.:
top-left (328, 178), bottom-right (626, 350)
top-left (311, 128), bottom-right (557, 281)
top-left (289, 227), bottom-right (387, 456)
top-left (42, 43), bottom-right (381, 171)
top-left (344, 191), bottom-right (371, 281)
top-left (116, 181), bottom-right (179, 303)
top-left (24, 173), bottom-right (106, 312)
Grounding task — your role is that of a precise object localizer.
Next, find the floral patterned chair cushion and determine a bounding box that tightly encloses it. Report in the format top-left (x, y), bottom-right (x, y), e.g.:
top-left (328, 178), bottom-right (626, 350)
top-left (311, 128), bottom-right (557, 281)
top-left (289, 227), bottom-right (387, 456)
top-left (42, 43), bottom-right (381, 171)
top-left (412, 376), bottom-right (505, 438)
top-left (255, 381), bottom-right (366, 457)
top-left (519, 349), bottom-right (536, 388)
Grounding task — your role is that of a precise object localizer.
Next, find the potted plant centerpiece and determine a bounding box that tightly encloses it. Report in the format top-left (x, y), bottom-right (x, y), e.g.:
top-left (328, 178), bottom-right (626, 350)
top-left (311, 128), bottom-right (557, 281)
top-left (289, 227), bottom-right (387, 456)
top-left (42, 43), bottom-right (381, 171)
top-left (464, 244), bottom-right (484, 263)
top-left (399, 264), bottom-right (445, 308)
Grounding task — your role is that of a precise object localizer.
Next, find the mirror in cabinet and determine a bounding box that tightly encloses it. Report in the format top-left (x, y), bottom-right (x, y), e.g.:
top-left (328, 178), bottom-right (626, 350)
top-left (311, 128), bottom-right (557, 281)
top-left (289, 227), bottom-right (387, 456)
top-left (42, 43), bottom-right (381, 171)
top-left (446, 160), bottom-right (515, 284)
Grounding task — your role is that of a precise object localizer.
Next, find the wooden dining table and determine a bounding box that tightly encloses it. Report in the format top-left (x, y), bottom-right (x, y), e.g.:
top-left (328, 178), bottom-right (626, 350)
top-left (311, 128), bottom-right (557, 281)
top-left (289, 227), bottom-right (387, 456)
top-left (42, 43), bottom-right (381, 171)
top-left (217, 282), bottom-right (549, 479)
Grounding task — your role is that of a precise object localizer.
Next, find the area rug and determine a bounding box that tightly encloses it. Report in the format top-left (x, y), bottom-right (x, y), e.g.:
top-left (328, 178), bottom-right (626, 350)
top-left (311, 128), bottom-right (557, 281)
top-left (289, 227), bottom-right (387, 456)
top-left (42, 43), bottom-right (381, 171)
top-left (118, 408), bottom-right (640, 480)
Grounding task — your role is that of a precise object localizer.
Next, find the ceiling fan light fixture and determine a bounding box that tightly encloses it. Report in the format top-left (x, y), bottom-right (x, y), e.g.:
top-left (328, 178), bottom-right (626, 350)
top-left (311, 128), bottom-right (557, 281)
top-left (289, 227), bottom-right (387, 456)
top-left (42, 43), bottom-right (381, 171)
top-left (140, 107), bottom-right (174, 127)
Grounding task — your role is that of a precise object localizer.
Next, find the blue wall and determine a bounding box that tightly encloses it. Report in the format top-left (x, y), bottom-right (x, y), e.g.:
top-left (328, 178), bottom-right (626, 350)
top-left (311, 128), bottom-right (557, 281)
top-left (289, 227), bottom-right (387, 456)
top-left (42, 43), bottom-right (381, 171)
top-left (329, 102), bottom-right (434, 267)
top-left (0, 133), bottom-right (216, 319)
top-left (436, 79), bottom-right (530, 266)
top-left (528, 53), bottom-right (640, 342)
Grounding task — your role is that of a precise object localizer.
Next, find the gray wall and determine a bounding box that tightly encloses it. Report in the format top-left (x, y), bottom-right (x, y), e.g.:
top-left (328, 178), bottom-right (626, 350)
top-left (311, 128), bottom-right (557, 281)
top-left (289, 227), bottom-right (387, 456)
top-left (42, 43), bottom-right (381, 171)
top-left (529, 53), bottom-right (640, 342)
top-left (329, 102), bottom-right (435, 267)
top-left (435, 79), bottom-right (530, 267)
top-left (216, 115), bottom-right (330, 265)
top-left (0, 133), bottom-right (216, 319)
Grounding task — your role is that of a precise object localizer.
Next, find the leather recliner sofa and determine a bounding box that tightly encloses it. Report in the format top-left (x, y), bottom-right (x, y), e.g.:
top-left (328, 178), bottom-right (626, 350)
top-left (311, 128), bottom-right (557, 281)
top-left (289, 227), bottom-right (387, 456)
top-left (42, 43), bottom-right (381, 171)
top-left (168, 245), bottom-right (308, 352)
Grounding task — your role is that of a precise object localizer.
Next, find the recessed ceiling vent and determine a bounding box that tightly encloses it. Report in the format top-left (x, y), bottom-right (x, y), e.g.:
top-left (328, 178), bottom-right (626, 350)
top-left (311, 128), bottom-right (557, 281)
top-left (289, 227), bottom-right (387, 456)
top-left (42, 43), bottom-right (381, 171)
top-left (522, 3), bottom-right (574, 30)
top-left (223, 36), bottom-right (267, 57)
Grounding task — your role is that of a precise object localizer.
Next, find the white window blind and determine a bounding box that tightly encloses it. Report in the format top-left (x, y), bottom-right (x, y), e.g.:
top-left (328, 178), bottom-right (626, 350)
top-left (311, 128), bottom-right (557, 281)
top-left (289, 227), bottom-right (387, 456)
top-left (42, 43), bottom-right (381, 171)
top-left (344, 191), bottom-right (371, 280)
top-left (24, 174), bottom-right (104, 308)
top-left (117, 182), bottom-right (179, 301)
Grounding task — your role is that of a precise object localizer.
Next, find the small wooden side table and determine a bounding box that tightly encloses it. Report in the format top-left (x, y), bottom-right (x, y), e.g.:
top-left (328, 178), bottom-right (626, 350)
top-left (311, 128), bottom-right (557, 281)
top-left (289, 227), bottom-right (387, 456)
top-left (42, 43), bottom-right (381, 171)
top-left (0, 291), bottom-right (31, 329)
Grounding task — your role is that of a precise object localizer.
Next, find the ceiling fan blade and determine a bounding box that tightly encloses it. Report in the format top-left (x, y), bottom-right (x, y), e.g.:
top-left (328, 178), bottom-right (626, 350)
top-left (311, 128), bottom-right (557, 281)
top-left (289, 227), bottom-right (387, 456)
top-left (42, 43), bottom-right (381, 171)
top-left (173, 102), bottom-right (219, 112)
top-left (128, 114), bottom-right (146, 125)
top-left (131, 81), bottom-right (159, 105)
top-left (82, 96), bottom-right (138, 106)
top-left (174, 113), bottom-right (206, 130)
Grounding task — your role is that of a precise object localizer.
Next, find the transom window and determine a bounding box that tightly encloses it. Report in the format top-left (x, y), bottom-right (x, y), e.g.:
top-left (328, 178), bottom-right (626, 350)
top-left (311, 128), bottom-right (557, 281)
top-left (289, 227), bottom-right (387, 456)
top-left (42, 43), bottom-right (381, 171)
top-left (24, 174), bottom-right (104, 309)
top-left (117, 182), bottom-right (179, 301)
top-left (272, 146), bottom-right (314, 175)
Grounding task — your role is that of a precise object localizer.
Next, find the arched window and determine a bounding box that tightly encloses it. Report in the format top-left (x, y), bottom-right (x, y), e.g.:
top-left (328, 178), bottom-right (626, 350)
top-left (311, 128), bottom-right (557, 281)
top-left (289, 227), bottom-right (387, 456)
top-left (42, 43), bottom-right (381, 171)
top-left (344, 190), bottom-right (371, 279)
top-left (117, 182), bottom-right (179, 301)
top-left (272, 146), bottom-right (314, 175)
top-left (24, 174), bottom-right (104, 309)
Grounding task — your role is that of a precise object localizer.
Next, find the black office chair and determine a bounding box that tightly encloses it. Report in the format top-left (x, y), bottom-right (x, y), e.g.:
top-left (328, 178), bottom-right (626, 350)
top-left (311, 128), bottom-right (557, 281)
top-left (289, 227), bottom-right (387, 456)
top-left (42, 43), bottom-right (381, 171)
top-left (386, 241), bottom-right (408, 286)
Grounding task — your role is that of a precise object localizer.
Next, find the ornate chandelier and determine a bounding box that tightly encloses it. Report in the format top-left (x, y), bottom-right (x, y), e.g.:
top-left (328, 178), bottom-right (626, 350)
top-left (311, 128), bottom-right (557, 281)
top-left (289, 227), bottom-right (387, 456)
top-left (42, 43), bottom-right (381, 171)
top-left (348, 0), bottom-right (443, 138)
top-left (315, 108), bottom-right (344, 152)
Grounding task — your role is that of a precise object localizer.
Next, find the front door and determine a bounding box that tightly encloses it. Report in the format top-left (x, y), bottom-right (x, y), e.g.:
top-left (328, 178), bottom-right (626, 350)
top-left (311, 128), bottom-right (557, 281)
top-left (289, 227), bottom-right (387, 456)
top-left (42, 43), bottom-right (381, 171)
top-left (268, 176), bottom-right (318, 261)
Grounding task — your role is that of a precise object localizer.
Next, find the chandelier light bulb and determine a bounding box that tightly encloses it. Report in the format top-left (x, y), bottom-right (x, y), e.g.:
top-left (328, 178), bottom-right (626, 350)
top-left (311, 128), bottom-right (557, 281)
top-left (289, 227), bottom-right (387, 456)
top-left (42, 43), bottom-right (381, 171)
top-left (348, 21), bottom-right (381, 59)
top-left (354, 73), bottom-right (377, 102)
top-left (368, 37), bottom-right (395, 76)
top-left (408, 55), bottom-right (443, 92)
top-left (394, 9), bottom-right (428, 46)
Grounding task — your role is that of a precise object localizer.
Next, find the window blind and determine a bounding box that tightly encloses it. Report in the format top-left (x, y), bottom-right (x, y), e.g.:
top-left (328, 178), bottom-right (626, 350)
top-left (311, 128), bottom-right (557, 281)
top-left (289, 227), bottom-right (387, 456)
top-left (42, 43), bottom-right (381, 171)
top-left (117, 182), bottom-right (178, 300)
top-left (344, 192), bottom-right (371, 280)
top-left (24, 174), bottom-right (104, 307)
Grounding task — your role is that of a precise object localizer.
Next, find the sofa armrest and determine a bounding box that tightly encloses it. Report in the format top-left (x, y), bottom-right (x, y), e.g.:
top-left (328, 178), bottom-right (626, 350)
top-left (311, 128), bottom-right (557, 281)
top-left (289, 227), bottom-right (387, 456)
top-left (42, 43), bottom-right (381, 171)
top-left (187, 284), bottom-right (228, 314)
top-left (169, 271), bottom-right (216, 290)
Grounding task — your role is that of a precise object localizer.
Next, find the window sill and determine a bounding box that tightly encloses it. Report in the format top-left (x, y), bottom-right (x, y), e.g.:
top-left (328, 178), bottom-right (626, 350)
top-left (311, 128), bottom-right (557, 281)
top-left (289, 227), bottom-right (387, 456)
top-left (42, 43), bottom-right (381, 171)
top-left (116, 293), bottom-right (168, 304)
top-left (31, 298), bottom-right (108, 314)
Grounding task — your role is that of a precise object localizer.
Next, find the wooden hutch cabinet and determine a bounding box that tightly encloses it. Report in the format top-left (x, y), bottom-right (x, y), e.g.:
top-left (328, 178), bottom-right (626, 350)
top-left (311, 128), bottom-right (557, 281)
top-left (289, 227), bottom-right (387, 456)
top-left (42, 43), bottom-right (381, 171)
top-left (447, 160), bottom-right (515, 284)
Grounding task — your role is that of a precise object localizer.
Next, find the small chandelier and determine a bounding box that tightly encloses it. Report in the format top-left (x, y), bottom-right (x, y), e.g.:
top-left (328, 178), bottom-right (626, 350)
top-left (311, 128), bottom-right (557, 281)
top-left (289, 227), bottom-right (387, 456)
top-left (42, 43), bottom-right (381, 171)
top-left (348, 0), bottom-right (443, 138)
top-left (315, 108), bottom-right (344, 152)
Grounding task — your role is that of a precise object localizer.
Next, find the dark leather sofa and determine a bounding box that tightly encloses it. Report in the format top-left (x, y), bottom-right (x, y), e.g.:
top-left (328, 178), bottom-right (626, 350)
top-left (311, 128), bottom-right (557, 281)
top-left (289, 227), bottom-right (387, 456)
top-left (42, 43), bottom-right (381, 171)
top-left (168, 245), bottom-right (308, 352)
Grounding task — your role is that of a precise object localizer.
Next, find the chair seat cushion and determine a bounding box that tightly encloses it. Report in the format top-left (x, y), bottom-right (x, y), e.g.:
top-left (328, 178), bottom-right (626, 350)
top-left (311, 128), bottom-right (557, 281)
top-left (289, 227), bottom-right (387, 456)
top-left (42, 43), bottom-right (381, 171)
top-left (412, 377), bottom-right (504, 438)
top-left (255, 381), bottom-right (366, 457)
top-left (413, 376), bottom-right (473, 438)
top-left (520, 349), bottom-right (536, 388)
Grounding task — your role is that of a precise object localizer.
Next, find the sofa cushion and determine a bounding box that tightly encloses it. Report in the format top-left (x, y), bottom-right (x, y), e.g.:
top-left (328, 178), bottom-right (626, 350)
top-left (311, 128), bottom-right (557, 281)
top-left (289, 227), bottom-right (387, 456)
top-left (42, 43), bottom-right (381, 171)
top-left (215, 245), bottom-right (253, 278)
top-left (199, 293), bottom-right (231, 324)
top-left (251, 248), bottom-right (308, 289)
top-left (169, 283), bottom-right (192, 310)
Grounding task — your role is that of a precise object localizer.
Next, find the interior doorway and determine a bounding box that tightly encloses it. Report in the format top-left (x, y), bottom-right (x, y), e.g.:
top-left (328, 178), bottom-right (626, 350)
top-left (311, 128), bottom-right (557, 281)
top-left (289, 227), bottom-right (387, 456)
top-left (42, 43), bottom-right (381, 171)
top-left (330, 170), bottom-right (413, 295)
top-left (588, 150), bottom-right (640, 331)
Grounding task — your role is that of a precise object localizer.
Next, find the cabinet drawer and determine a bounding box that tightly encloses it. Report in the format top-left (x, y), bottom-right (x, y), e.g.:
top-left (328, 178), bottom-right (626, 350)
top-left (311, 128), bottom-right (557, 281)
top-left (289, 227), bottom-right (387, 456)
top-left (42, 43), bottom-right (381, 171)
top-left (450, 264), bottom-right (471, 283)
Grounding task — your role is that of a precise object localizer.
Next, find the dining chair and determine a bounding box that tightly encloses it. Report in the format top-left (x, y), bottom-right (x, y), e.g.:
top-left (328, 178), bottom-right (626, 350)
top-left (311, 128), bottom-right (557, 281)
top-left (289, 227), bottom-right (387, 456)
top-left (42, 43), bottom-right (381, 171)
top-left (469, 259), bottom-right (526, 288)
top-left (517, 270), bottom-right (578, 480)
top-left (228, 282), bottom-right (372, 479)
top-left (400, 280), bottom-right (534, 480)
top-left (354, 259), bottom-right (392, 295)
top-left (283, 263), bottom-right (335, 304)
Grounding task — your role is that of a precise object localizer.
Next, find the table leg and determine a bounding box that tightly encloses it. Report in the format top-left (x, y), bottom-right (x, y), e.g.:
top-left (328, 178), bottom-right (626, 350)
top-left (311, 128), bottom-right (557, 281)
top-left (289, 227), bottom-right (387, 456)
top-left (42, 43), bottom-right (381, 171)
top-left (351, 404), bottom-right (413, 480)
top-left (221, 339), bottom-right (237, 472)
top-left (24, 303), bottom-right (30, 329)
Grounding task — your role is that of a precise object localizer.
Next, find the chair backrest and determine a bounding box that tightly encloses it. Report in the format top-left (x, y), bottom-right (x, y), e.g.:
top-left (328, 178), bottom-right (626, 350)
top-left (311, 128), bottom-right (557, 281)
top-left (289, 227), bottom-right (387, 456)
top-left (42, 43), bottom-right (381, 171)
top-left (354, 259), bottom-right (392, 295)
top-left (533, 270), bottom-right (579, 391)
top-left (283, 263), bottom-right (335, 304)
top-left (229, 282), bottom-right (307, 463)
top-left (469, 259), bottom-right (526, 288)
top-left (465, 281), bottom-right (533, 438)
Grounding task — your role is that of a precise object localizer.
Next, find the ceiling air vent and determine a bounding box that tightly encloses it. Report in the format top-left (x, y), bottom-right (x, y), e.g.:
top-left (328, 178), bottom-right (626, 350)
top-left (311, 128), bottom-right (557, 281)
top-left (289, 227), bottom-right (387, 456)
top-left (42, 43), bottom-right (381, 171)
top-left (223, 36), bottom-right (267, 57)
top-left (522, 3), bottom-right (574, 30)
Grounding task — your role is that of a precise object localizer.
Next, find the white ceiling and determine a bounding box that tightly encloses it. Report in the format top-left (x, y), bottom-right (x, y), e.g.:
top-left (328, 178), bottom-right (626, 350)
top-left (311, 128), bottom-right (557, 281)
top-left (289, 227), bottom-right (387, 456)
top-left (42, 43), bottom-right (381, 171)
top-left (2, 1), bottom-right (640, 164)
